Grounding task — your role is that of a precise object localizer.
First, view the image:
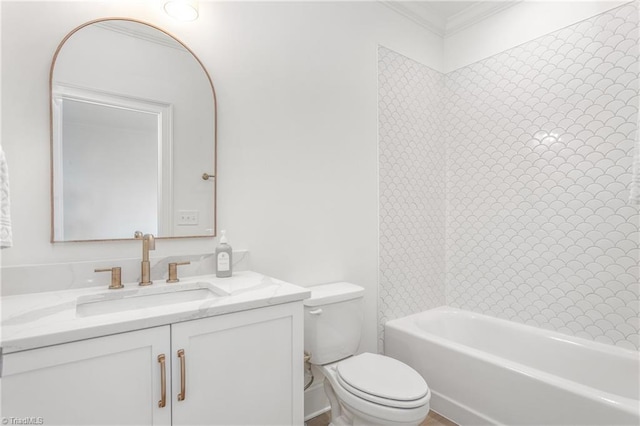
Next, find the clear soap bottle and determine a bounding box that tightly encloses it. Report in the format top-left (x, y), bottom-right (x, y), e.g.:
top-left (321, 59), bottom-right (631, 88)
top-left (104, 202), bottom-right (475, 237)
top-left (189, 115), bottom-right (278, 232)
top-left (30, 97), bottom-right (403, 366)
top-left (215, 230), bottom-right (232, 278)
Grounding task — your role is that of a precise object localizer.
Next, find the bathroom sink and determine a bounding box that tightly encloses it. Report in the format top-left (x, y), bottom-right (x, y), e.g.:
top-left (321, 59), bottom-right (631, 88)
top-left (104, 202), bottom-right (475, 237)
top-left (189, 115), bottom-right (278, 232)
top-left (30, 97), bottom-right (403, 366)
top-left (76, 281), bottom-right (228, 317)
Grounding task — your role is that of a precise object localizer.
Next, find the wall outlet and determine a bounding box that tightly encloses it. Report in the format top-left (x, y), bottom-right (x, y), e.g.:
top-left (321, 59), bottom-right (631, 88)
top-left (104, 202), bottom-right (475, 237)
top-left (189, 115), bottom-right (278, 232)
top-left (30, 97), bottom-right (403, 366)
top-left (177, 210), bottom-right (199, 226)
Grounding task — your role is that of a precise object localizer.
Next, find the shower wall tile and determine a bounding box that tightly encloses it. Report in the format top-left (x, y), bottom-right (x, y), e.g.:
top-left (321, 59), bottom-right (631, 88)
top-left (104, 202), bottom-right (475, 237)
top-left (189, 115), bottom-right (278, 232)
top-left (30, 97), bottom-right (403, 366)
top-left (378, 47), bottom-right (447, 350)
top-left (444, 3), bottom-right (639, 350)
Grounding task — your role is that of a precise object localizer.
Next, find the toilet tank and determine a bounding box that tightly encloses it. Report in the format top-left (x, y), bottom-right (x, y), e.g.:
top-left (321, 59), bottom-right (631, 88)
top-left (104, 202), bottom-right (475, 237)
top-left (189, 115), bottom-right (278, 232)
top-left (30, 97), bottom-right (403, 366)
top-left (304, 282), bottom-right (364, 365)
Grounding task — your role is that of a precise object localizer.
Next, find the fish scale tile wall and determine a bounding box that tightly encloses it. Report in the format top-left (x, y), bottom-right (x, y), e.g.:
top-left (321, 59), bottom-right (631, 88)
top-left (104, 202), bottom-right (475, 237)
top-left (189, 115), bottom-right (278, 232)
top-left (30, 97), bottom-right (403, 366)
top-left (446, 3), bottom-right (639, 350)
top-left (378, 47), bottom-right (447, 350)
top-left (378, 2), bottom-right (639, 350)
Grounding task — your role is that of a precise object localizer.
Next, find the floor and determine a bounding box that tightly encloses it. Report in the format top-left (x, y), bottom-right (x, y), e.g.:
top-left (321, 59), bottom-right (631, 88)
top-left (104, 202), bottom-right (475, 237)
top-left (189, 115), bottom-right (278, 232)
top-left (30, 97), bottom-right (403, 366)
top-left (307, 410), bottom-right (457, 426)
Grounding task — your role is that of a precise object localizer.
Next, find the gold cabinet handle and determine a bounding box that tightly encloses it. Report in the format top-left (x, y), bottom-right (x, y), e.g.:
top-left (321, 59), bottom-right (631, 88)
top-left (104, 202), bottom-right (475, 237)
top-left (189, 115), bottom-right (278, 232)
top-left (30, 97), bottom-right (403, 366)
top-left (202, 173), bottom-right (215, 181)
top-left (158, 354), bottom-right (167, 408)
top-left (178, 349), bottom-right (186, 401)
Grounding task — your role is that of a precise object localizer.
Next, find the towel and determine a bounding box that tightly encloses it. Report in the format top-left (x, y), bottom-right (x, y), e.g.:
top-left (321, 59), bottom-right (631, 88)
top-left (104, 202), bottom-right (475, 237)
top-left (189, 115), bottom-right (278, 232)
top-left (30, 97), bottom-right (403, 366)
top-left (0, 145), bottom-right (13, 248)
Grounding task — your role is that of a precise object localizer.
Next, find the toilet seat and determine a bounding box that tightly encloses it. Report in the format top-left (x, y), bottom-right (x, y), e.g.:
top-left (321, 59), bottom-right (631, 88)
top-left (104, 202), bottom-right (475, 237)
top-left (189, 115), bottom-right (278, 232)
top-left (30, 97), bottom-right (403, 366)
top-left (319, 355), bottom-right (431, 425)
top-left (336, 353), bottom-right (430, 409)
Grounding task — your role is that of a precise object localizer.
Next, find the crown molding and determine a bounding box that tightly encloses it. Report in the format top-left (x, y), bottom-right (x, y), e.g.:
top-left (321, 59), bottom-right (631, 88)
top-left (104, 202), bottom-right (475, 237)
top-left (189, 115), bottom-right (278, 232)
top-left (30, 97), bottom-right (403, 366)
top-left (446, 1), bottom-right (522, 36)
top-left (379, 1), bottom-right (447, 36)
top-left (380, 1), bottom-right (522, 38)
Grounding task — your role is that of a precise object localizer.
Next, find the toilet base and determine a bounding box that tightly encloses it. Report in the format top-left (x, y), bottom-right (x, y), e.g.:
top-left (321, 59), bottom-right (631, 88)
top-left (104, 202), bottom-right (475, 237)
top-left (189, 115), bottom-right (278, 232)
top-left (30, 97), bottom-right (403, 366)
top-left (336, 400), bottom-right (429, 426)
top-left (328, 413), bottom-right (352, 426)
top-left (328, 406), bottom-right (429, 426)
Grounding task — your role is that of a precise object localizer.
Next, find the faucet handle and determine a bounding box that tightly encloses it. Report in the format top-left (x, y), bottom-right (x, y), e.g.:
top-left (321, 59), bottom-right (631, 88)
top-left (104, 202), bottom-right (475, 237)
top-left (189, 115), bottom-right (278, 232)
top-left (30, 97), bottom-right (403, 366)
top-left (95, 267), bottom-right (123, 290)
top-left (166, 261), bottom-right (191, 283)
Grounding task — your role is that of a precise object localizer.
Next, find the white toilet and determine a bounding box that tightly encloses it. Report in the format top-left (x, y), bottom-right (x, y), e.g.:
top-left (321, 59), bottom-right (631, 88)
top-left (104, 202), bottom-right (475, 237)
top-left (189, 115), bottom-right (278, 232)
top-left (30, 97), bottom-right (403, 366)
top-left (305, 282), bottom-right (431, 426)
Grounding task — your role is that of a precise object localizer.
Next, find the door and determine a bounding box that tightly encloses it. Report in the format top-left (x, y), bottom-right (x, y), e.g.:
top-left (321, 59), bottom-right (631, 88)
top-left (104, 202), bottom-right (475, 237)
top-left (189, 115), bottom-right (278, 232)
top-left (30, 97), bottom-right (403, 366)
top-left (1, 326), bottom-right (171, 426)
top-left (171, 303), bottom-right (304, 425)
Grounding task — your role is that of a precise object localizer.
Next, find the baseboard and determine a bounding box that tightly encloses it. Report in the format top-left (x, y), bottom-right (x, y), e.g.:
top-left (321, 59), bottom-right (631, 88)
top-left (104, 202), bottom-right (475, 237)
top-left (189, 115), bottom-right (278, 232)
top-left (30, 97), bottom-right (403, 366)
top-left (431, 391), bottom-right (500, 425)
top-left (304, 379), bottom-right (330, 421)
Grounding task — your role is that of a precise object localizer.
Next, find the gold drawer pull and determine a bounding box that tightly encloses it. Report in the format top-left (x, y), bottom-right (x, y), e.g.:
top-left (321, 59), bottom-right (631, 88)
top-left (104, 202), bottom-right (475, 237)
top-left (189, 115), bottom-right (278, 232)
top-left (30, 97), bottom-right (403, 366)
top-left (158, 354), bottom-right (167, 408)
top-left (178, 349), bottom-right (186, 401)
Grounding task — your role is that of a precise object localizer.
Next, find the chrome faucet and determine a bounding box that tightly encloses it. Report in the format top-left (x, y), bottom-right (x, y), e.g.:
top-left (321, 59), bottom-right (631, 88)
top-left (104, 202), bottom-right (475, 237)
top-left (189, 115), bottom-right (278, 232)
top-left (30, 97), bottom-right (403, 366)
top-left (135, 231), bottom-right (155, 286)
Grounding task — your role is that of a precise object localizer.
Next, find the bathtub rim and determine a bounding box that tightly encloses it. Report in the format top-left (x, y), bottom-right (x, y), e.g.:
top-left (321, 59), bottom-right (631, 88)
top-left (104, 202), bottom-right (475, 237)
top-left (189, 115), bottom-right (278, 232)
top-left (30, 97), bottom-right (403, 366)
top-left (384, 306), bottom-right (640, 417)
top-left (386, 306), bottom-right (640, 358)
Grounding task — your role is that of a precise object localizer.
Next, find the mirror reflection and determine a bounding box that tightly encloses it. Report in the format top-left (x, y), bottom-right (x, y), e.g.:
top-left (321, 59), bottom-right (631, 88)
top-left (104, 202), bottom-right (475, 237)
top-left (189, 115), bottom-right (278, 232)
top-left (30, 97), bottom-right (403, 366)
top-left (51, 19), bottom-right (216, 241)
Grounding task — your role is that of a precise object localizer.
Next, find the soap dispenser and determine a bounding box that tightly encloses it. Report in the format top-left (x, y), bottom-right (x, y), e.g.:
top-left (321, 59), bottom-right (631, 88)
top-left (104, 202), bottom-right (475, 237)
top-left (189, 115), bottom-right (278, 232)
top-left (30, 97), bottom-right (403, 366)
top-left (215, 230), bottom-right (232, 278)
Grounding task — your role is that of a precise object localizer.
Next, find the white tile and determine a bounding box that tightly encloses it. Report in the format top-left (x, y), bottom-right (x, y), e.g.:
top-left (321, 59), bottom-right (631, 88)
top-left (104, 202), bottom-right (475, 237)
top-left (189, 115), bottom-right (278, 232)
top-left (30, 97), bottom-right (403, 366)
top-left (380, 2), bottom-right (639, 350)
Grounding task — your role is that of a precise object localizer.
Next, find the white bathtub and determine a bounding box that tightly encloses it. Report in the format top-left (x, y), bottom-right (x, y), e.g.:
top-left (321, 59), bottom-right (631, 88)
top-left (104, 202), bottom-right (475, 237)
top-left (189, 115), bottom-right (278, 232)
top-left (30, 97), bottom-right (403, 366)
top-left (385, 307), bottom-right (640, 426)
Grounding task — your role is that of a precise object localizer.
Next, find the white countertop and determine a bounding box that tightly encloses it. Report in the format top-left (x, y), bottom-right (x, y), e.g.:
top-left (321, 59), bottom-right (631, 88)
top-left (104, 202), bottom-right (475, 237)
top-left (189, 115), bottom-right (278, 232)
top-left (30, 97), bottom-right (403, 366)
top-left (1, 271), bottom-right (310, 354)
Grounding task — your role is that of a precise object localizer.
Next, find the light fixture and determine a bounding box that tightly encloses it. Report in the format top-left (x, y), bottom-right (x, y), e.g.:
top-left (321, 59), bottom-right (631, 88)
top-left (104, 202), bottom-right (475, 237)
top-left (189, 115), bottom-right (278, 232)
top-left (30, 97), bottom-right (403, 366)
top-left (164, 0), bottom-right (199, 22)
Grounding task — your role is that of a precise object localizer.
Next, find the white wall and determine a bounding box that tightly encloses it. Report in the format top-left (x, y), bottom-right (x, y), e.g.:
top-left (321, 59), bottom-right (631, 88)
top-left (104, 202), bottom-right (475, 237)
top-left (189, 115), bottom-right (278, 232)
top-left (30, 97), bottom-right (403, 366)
top-left (0, 0), bottom-right (442, 355)
top-left (444, 0), bottom-right (630, 72)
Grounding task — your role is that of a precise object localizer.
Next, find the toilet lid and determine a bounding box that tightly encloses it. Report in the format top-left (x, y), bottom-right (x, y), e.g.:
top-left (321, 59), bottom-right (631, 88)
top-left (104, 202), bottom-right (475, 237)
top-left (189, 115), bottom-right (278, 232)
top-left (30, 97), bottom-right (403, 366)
top-left (336, 353), bottom-right (429, 407)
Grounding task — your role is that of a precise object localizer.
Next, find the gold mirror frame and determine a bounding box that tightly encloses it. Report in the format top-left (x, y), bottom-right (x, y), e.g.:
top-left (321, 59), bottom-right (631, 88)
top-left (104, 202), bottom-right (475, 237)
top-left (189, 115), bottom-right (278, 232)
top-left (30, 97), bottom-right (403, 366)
top-left (49, 18), bottom-right (217, 242)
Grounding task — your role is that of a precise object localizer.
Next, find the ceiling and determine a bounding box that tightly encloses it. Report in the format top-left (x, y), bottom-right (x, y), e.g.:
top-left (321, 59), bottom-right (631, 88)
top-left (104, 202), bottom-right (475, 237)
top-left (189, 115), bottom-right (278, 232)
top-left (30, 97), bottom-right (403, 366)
top-left (381, 1), bottom-right (521, 37)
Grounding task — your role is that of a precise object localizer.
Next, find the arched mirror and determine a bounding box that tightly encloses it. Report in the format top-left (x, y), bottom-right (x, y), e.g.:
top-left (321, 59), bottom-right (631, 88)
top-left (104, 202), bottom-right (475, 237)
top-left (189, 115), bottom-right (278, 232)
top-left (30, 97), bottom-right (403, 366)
top-left (50, 19), bottom-right (216, 242)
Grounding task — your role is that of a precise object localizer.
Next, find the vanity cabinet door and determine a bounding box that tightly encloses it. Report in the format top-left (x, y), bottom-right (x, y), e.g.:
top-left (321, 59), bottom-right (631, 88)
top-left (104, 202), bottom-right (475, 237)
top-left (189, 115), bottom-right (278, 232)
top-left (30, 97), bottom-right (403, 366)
top-left (1, 326), bottom-right (171, 426)
top-left (170, 303), bottom-right (304, 425)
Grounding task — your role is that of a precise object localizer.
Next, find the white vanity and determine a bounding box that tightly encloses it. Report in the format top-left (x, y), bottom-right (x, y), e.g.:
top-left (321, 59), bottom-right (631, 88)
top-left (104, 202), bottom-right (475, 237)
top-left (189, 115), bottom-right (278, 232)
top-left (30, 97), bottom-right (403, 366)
top-left (1, 271), bottom-right (310, 425)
